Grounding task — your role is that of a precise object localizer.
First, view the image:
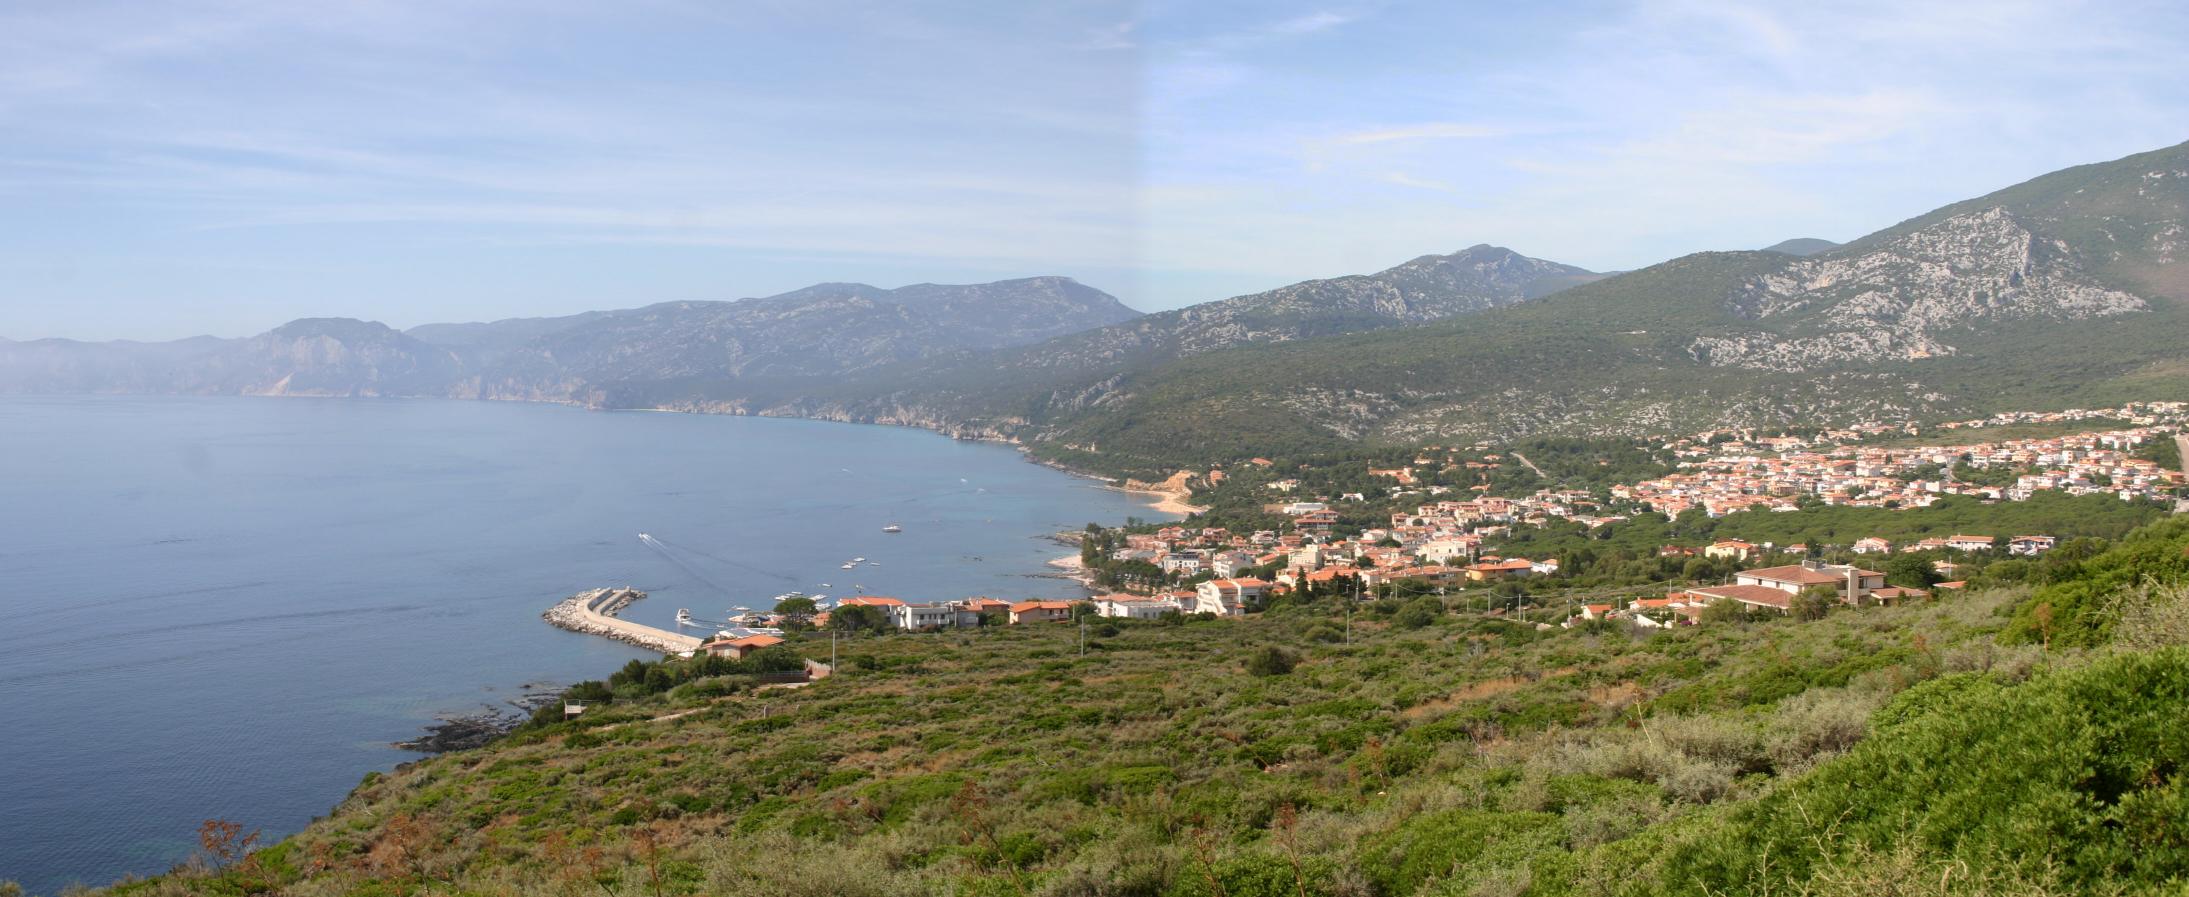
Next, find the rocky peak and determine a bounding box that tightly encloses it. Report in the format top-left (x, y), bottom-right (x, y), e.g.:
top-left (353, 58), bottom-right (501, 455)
top-left (1694, 207), bottom-right (2147, 370)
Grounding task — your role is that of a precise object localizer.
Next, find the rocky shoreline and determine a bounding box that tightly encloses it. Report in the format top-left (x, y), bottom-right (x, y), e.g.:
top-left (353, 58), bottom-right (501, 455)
top-left (394, 683), bottom-right (564, 754)
top-left (542, 587), bottom-right (703, 654)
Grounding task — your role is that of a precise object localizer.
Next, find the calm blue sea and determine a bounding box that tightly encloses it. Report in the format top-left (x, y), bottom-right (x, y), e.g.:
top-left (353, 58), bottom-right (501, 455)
top-left (0, 396), bottom-right (1167, 894)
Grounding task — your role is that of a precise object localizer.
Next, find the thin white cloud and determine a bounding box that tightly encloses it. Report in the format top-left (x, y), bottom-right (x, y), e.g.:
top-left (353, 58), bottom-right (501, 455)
top-left (1378, 172), bottom-right (1455, 192)
top-left (1330, 123), bottom-right (1514, 145)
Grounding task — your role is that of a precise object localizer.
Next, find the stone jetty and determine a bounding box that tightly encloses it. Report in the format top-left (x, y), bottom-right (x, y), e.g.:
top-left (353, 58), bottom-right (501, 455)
top-left (543, 587), bottom-right (703, 655)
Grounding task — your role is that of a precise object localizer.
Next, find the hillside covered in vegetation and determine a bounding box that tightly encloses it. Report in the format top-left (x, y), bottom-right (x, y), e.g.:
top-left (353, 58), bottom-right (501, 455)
top-left (80, 517), bottom-right (2189, 897)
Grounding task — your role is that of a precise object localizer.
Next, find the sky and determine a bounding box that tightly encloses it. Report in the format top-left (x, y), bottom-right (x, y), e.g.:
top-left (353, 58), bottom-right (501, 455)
top-left (4, 0), bottom-right (2188, 340)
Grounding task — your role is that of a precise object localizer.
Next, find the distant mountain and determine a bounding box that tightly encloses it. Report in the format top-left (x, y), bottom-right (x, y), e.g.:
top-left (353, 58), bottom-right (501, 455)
top-left (993, 140), bottom-right (2189, 473)
top-left (406, 312), bottom-right (610, 367)
top-left (470, 277), bottom-right (1139, 402)
top-left (0, 277), bottom-right (1140, 401)
top-left (1003, 245), bottom-right (1602, 372)
top-left (1760, 238), bottom-right (1841, 256)
top-left (566, 245), bottom-right (1607, 440)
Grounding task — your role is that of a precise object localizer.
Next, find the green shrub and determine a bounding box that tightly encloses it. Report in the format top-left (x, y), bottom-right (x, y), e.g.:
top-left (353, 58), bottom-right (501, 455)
top-left (1663, 647), bottom-right (2189, 894)
top-left (1245, 646), bottom-right (1299, 676)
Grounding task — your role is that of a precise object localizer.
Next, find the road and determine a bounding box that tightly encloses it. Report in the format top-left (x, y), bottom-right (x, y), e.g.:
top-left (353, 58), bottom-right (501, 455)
top-left (1509, 451), bottom-right (1548, 478)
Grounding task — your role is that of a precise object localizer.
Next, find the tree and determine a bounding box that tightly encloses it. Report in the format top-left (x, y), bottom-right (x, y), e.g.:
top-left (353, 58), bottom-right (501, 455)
top-left (1885, 553), bottom-right (1943, 589)
top-left (774, 596), bottom-right (819, 628)
top-left (1790, 586), bottom-right (1837, 621)
top-left (828, 603), bottom-right (890, 633)
top-left (1700, 599), bottom-right (1749, 625)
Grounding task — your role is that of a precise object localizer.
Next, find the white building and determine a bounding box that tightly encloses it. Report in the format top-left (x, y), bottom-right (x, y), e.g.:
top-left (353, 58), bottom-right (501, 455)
top-left (1094, 595), bottom-right (1183, 620)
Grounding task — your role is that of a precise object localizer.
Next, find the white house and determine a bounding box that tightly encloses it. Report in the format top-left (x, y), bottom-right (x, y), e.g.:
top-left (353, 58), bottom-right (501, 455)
top-left (1850, 537), bottom-right (1893, 555)
top-left (1210, 550), bottom-right (1259, 578)
top-left (1191, 578), bottom-right (1269, 616)
top-left (891, 603), bottom-right (962, 631)
top-left (2008, 535), bottom-right (2057, 556)
top-left (1417, 538), bottom-right (1476, 564)
top-left (1945, 534), bottom-right (1997, 553)
top-left (1094, 595), bottom-right (1183, 620)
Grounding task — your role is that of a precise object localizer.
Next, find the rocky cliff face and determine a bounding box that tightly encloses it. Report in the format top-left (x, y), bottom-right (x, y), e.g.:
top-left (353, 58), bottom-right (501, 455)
top-left (1691, 208), bottom-right (2146, 371)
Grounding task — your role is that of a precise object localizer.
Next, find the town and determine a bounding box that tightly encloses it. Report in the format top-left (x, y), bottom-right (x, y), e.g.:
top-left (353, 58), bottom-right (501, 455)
top-left (651, 406), bottom-right (2185, 646)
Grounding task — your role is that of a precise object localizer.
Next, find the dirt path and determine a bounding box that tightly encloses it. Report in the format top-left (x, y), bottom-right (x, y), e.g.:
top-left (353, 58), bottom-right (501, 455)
top-left (1509, 452), bottom-right (1548, 478)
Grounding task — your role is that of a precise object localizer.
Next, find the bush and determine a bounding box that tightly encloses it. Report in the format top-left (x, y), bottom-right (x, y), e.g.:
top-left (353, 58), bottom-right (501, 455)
top-left (1664, 648), bottom-right (2189, 894)
top-left (1394, 596), bottom-right (1443, 629)
top-left (1356, 809), bottom-right (1563, 895)
top-left (1244, 646), bottom-right (1299, 677)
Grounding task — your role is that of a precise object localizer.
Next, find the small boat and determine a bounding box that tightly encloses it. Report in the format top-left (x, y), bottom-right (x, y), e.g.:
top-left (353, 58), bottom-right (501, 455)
top-left (882, 524), bottom-right (902, 533)
top-left (675, 608), bottom-right (693, 626)
top-left (841, 562), bottom-right (857, 569)
top-left (852, 557), bottom-right (865, 563)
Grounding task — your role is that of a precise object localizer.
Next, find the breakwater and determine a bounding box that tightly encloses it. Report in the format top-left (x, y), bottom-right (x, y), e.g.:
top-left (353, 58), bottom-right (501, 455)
top-left (542, 587), bottom-right (703, 654)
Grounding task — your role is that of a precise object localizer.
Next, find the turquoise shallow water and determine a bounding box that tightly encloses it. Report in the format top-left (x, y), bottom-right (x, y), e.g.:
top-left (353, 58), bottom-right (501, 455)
top-left (0, 396), bottom-right (1165, 893)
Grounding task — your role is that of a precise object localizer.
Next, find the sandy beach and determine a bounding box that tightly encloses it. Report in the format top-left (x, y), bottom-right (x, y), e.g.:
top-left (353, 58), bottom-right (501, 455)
top-left (1117, 470), bottom-right (1207, 516)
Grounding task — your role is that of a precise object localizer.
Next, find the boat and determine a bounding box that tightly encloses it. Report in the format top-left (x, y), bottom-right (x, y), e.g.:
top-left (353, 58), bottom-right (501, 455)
top-left (852, 557), bottom-right (865, 563)
top-left (841, 562), bottom-right (857, 569)
top-left (675, 608), bottom-right (693, 625)
top-left (882, 524), bottom-right (902, 533)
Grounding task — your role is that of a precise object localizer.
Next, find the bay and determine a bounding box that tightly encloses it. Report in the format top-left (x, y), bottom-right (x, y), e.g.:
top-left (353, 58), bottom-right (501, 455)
top-left (0, 395), bottom-right (1168, 894)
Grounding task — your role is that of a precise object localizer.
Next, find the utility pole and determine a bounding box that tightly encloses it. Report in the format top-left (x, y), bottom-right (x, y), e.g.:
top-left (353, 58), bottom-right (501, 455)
top-left (1079, 616), bottom-right (1087, 656)
top-left (830, 630), bottom-right (838, 671)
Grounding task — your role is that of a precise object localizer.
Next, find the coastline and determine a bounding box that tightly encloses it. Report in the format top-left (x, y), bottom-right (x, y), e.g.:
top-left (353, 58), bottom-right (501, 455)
top-left (1112, 470), bottom-right (1207, 516)
top-left (1046, 551), bottom-right (1101, 590)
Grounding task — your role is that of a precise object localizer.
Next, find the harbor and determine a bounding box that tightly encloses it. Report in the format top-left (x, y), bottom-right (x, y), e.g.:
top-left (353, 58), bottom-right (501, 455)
top-left (542, 587), bottom-right (703, 655)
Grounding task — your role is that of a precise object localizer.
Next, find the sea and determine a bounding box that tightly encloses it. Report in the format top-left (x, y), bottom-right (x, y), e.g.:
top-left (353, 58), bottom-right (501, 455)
top-left (0, 395), bottom-right (1171, 894)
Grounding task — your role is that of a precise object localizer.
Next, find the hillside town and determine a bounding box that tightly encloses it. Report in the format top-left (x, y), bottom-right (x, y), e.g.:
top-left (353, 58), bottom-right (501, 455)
top-left (667, 405), bottom-right (2185, 642)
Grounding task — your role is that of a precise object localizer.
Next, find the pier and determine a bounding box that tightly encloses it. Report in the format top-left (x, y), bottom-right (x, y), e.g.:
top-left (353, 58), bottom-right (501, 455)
top-left (542, 587), bottom-right (703, 655)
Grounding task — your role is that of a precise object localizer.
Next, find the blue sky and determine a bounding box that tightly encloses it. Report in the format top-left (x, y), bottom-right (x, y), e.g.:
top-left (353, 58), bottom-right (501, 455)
top-left (4, 0), bottom-right (2188, 340)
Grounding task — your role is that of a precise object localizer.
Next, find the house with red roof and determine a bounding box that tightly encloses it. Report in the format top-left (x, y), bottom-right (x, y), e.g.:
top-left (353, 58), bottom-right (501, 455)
top-left (1007, 600), bottom-right (1076, 624)
top-left (700, 633), bottom-right (785, 660)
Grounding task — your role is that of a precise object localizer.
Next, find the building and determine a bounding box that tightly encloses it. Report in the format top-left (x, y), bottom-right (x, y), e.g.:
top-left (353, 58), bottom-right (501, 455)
top-left (1192, 578), bottom-right (1269, 616)
top-left (1850, 537), bottom-right (1893, 555)
top-left (700, 633), bottom-right (784, 660)
top-left (1210, 550), bottom-right (1259, 578)
top-left (1094, 594), bottom-right (1183, 620)
top-left (1008, 600), bottom-right (1076, 624)
top-left (1945, 534), bottom-right (1998, 553)
top-left (1705, 540), bottom-right (1760, 561)
top-left (2008, 535), bottom-right (2057, 556)
top-left (890, 603), bottom-right (961, 631)
top-left (1735, 562), bottom-right (1886, 602)
top-left (1464, 558), bottom-right (1535, 582)
top-left (1680, 584), bottom-right (1803, 613)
